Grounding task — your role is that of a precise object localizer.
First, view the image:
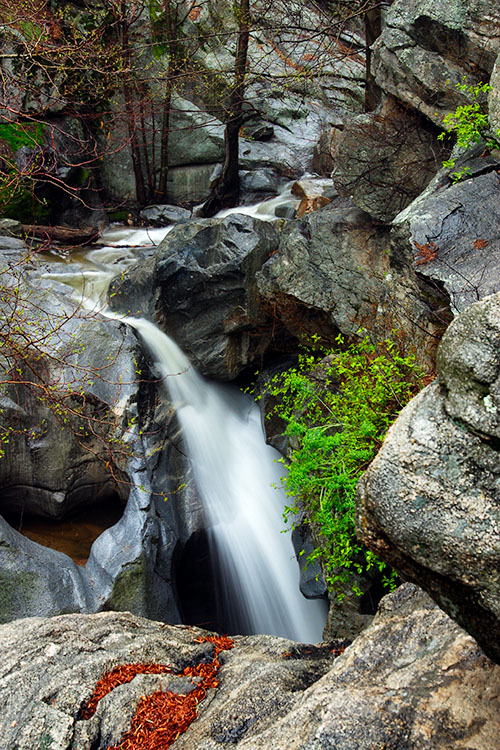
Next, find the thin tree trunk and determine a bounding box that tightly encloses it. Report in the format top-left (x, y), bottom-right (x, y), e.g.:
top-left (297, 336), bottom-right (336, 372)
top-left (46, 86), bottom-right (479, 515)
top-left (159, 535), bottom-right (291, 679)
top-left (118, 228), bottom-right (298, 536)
top-left (200, 0), bottom-right (250, 217)
top-left (139, 95), bottom-right (154, 200)
top-left (364, 7), bottom-right (382, 112)
top-left (157, 73), bottom-right (173, 199)
top-left (120, 1), bottom-right (146, 204)
top-left (157, 0), bottom-right (179, 200)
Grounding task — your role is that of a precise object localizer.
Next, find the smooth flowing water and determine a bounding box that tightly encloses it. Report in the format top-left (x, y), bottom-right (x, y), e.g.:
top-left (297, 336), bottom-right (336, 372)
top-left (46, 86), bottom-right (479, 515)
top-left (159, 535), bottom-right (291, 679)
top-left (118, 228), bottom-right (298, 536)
top-left (43, 189), bottom-right (327, 641)
top-left (127, 316), bottom-right (327, 640)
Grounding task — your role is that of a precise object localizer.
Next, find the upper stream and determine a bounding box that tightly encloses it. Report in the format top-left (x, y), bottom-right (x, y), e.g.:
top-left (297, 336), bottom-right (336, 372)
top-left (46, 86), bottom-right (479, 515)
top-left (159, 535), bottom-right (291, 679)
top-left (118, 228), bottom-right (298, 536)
top-left (42, 187), bottom-right (327, 642)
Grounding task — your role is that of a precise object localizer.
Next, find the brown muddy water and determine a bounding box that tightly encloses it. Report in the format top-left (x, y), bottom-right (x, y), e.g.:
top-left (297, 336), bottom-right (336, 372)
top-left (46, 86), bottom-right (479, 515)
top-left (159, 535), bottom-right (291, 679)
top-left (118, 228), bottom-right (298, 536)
top-left (3, 497), bottom-right (124, 565)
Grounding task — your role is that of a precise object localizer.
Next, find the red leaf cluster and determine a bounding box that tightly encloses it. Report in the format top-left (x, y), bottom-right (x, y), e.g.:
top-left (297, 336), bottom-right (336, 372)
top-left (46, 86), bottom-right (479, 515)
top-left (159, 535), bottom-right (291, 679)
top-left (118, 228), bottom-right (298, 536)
top-left (414, 240), bottom-right (438, 266)
top-left (80, 663), bottom-right (173, 720)
top-left (473, 238), bottom-right (489, 250)
top-left (188, 3), bottom-right (201, 21)
top-left (80, 634), bottom-right (234, 750)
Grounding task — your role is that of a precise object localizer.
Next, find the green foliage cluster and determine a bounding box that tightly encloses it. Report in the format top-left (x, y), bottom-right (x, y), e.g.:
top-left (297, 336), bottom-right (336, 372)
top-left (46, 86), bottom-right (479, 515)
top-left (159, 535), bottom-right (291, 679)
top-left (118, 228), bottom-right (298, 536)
top-left (438, 77), bottom-right (500, 182)
top-left (0, 179), bottom-right (50, 224)
top-left (0, 122), bottom-right (48, 222)
top-left (266, 335), bottom-right (423, 599)
top-left (0, 122), bottom-right (45, 152)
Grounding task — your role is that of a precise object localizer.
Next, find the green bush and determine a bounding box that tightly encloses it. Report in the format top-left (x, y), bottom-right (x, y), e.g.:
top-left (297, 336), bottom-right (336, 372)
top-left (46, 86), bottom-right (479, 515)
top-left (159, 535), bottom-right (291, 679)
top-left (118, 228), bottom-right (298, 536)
top-left (265, 335), bottom-right (423, 599)
top-left (438, 77), bottom-right (500, 182)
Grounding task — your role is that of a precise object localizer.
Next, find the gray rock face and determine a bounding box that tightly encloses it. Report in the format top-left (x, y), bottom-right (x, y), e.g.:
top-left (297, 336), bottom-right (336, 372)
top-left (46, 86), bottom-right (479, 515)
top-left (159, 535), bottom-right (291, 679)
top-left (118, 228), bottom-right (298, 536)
top-left (332, 96), bottom-right (446, 223)
top-left (165, 163), bottom-right (220, 204)
top-left (357, 293), bottom-right (500, 664)
top-left (0, 317), bottom-right (132, 520)
top-left (155, 214), bottom-right (282, 379)
top-left (0, 249), bottom-right (136, 523)
top-left (0, 611), bottom-right (217, 750)
top-left (0, 218), bottom-right (23, 237)
top-left (100, 94), bottom-right (226, 205)
top-left (437, 293), bottom-right (500, 437)
top-left (240, 168), bottom-right (288, 200)
top-left (44, 117), bottom-right (107, 229)
top-left (99, 99), bottom-right (336, 207)
top-left (139, 203), bottom-right (193, 226)
top-left (112, 214), bottom-right (282, 379)
top-left (257, 198), bottom-right (445, 366)
top-left (257, 200), bottom-right (387, 338)
top-left (182, 585), bottom-right (499, 750)
top-left (489, 52), bottom-right (500, 133)
top-left (167, 95), bottom-right (226, 166)
top-left (2, 585), bottom-right (500, 750)
top-left (391, 150), bottom-right (500, 314)
top-left (373, 0), bottom-right (500, 127)
top-left (0, 248), bottom-right (194, 625)
top-left (0, 521), bottom-right (97, 620)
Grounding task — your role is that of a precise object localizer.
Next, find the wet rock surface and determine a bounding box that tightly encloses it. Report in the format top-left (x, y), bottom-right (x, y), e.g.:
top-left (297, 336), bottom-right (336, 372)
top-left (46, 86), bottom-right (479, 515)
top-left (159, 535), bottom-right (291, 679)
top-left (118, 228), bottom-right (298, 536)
top-left (139, 204), bottom-right (193, 227)
top-left (332, 96), bottom-right (446, 223)
top-left (111, 214), bottom-right (283, 379)
top-left (195, 585), bottom-right (500, 750)
top-left (256, 198), bottom-right (445, 365)
top-left (0, 246), bottom-right (192, 625)
top-left (154, 214), bottom-right (281, 379)
top-left (391, 149), bottom-right (500, 313)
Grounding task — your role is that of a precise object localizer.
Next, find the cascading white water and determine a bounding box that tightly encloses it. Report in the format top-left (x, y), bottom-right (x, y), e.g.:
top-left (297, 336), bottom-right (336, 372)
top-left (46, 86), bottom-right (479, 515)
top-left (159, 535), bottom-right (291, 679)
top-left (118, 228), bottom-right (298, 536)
top-left (125, 316), bottom-right (327, 641)
top-left (42, 186), bottom-right (328, 642)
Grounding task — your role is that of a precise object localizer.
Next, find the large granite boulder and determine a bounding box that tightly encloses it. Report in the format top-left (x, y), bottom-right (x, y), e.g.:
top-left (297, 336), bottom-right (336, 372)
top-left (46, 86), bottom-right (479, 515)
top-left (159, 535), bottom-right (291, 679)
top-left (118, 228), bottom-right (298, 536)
top-left (332, 96), bottom-right (447, 223)
top-left (391, 147), bottom-right (500, 314)
top-left (372, 0), bottom-right (500, 127)
top-left (357, 293), bottom-right (500, 664)
top-left (1, 584), bottom-right (499, 749)
top-left (256, 198), bottom-right (447, 367)
top-left (111, 214), bottom-right (283, 379)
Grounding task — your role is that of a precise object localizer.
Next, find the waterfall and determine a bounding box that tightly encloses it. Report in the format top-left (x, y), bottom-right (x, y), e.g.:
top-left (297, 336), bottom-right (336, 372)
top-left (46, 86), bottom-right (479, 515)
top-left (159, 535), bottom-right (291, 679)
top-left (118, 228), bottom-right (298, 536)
top-left (42, 187), bottom-right (328, 642)
top-left (125, 317), bottom-right (327, 641)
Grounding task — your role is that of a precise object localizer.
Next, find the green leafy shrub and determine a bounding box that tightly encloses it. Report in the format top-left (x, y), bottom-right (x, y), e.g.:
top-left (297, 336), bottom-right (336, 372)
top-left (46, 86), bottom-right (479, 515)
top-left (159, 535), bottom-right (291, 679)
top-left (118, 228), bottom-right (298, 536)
top-left (266, 335), bottom-right (423, 599)
top-left (438, 77), bottom-right (500, 181)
